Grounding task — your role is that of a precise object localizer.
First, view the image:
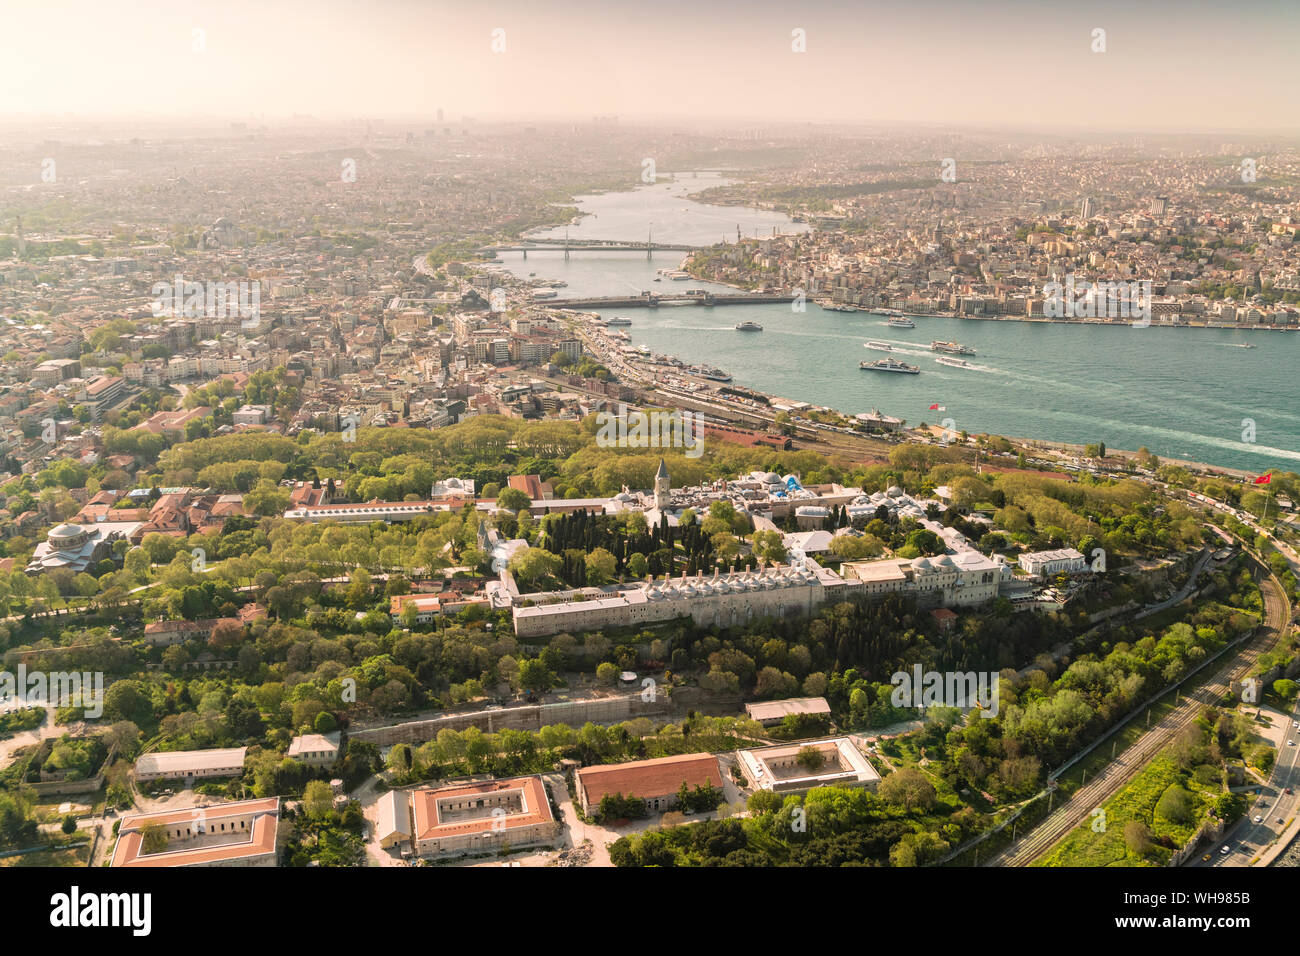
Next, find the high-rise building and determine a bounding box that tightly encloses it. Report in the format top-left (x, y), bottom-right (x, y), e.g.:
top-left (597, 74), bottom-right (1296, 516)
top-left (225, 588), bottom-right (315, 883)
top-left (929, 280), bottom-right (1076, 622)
top-left (1079, 197), bottom-right (1094, 219)
top-left (1151, 196), bottom-right (1169, 216)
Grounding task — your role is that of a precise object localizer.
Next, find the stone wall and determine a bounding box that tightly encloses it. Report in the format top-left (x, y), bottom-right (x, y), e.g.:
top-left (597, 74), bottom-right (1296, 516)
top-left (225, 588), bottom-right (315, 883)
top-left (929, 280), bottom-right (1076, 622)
top-left (349, 692), bottom-right (672, 747)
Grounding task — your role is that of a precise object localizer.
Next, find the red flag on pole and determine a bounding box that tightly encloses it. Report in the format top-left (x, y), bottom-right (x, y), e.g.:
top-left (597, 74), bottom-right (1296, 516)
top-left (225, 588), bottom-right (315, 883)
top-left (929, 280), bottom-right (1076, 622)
top-left (1254, 473), bottom-right (1272, 485)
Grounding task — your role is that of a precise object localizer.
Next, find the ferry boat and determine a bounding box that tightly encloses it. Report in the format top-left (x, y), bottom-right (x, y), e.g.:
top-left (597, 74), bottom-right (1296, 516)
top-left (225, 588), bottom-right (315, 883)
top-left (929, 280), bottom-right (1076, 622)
top-left (886, 317), bottom-right (916, 329)
top-left (935, 356), bottom-right (973, 369)
top-left (698, 366), bottom-right (733, 383)
top-left (864, 341), bottom-right (894, 352)
top-left (880, 308), bottom-right (904, 318)
top-left (605, 316), bottom-right (632, 326)
top-left (822, 303), bottom-right (859, 312)
top-left (930, 340), bottom-right (976, 355)
top-left (735, 321), bottom-right (763, 332)
top-left (861, 357), bottom-right (920, 374)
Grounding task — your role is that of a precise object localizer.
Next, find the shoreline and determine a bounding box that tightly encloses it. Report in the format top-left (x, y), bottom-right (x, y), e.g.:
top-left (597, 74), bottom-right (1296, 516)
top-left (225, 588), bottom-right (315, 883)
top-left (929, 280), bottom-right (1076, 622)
top-left (679, 269), bottom-right (1297, 334)
top-left (680, 276), bottom-right (1299, 334)
top-left (572, 308), bottom-right (1274, 482)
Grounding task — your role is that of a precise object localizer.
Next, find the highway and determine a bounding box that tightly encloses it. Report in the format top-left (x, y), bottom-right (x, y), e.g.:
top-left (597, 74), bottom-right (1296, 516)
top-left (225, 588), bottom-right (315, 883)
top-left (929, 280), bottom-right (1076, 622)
top-left (1188, 571), bottom-right (1298, 868)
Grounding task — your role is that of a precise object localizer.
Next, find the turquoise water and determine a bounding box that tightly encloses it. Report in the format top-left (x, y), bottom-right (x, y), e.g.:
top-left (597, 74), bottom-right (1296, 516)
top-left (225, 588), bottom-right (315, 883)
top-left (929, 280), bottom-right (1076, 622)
top-left (499, 178), bottom-right (1299, 472)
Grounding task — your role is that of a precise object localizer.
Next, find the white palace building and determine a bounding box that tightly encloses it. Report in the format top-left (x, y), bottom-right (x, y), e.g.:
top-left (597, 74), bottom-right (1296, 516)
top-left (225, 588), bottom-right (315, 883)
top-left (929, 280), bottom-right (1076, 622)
top-left (512, 562), bottom-right (857, 638)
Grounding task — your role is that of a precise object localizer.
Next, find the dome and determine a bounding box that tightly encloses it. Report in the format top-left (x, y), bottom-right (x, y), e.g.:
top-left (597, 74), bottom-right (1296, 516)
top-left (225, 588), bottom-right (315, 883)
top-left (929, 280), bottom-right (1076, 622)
top-left (912, 557), bottom-right (932, 570)
top-left (48, 523), bottom-right (88, 547)
top-left (886, 485), bottom-right (903, 497)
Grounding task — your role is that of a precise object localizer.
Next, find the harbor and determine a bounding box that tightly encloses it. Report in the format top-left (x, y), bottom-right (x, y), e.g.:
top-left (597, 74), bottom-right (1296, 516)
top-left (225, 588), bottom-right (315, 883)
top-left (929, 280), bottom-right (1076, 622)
top-left (498, 182), bottom-right (1300, 472)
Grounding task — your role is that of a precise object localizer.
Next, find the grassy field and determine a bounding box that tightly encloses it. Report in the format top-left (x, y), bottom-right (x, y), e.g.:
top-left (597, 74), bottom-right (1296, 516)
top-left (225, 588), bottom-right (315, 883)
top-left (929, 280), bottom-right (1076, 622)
top-left (1036, 754), bottom-right (1218, 867)
top-left (0, 842), bottom-right (91, 867)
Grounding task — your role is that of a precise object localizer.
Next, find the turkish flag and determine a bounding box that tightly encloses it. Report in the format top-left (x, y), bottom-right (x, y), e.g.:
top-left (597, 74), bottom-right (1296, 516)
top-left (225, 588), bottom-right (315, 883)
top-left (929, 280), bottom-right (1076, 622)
top-left (1254, 473), bottom-right (1272, 485)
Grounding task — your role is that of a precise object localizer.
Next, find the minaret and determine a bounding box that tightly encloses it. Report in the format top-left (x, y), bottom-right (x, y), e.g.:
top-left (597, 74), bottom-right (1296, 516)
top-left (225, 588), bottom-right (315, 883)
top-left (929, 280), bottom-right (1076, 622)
top-left (654, 457), bottom-right (670, 511)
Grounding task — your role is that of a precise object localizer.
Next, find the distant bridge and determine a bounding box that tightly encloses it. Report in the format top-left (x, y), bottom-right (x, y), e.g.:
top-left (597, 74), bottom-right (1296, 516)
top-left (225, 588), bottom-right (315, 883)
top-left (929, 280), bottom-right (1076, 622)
top-left (478, 237), bottom-right (700, 258)
top-left (549, 291), bottom-right (795, 308)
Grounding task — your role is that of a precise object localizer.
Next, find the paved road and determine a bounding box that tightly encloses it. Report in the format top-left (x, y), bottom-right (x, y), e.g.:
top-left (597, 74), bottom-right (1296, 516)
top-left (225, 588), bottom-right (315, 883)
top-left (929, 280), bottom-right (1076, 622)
top-left (1186, 575), bottom-right (1299, 868)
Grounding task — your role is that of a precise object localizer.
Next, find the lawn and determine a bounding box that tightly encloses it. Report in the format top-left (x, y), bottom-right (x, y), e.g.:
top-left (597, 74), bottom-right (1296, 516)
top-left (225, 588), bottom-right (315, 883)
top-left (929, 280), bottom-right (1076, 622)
top-left (1036, 754), bottom-right (1219, 867)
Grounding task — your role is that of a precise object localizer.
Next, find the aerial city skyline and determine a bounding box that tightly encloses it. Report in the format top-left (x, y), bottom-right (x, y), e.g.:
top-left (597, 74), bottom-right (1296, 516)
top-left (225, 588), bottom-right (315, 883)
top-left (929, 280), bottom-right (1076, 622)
top-left (0, 0), bottom-right (1296, 933)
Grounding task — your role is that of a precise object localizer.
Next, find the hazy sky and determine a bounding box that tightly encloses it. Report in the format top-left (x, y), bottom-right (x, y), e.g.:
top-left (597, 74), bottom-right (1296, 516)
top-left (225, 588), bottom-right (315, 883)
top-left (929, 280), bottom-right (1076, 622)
top-left (1, 0), bottom-right (1296, 131)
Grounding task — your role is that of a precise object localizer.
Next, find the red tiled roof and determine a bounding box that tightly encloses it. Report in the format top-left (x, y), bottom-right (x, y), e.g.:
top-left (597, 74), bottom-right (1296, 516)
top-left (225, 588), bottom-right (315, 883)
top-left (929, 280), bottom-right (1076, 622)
top-left (112, 797), bottom-right (279, 867)
top-left (577, 753), bottom-right (722, 806)
top-left (411, 776), bottom-right (552, 839)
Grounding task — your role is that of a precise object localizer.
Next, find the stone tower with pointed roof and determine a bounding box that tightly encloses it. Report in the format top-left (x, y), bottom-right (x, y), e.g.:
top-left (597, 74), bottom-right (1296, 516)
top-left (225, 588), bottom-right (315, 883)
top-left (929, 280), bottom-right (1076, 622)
top-left (654, 458), bottom-right (670, 511)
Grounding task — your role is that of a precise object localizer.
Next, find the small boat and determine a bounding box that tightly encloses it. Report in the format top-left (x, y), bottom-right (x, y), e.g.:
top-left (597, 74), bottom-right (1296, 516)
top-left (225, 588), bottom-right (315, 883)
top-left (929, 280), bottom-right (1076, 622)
top-left (861, 357), bottom-right (920, 374)
top-left (931, 340), bottom-right (976, 355)
top-left (865, 341), bottom-right (894, 352)
top-left (936, 356), bottom-right (973, 369)
top-left (735, 321), bottom-right (763, 332)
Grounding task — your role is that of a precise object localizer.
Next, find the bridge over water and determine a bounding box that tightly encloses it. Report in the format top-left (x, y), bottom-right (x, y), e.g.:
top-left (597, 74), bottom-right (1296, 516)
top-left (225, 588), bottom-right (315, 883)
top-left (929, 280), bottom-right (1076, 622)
top-left (477, 236), bottom-right (701, 258)
top-left (549, 291), bottom-right (794, 308)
